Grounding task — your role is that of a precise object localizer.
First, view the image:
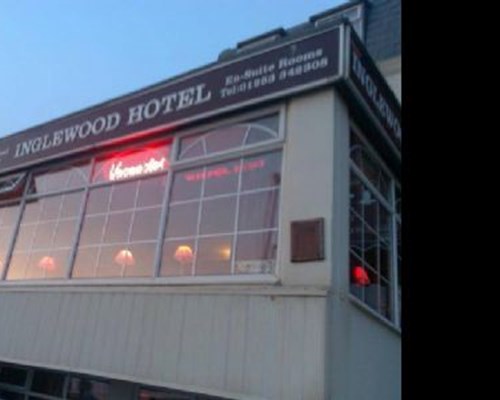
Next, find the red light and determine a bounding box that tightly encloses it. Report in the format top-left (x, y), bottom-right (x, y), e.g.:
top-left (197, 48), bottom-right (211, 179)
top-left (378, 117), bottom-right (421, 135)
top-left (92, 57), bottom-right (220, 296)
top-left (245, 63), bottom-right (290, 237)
top-left (352, 265), bottom-right (371, 286)
top-left (114, 249), bottom-right (135, 267)
top-left (95, 144), bottom-right (170, 182)
top-left (183, 158), bottom-right (266, 182)
top-left (174, 245), bottom-right (194, 264)
top-left (38, 256), bottom-right (56, 272)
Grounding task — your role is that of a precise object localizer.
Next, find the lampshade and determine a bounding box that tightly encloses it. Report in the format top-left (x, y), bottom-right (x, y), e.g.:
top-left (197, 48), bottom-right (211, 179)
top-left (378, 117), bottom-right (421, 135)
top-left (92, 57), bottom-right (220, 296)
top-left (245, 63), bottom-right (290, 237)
top-left (174, 245), bottom-right (193, 264)
top-left (114, 249), bottom-right (135, 266)
top-left (38, 256), bottom-right (56, 272)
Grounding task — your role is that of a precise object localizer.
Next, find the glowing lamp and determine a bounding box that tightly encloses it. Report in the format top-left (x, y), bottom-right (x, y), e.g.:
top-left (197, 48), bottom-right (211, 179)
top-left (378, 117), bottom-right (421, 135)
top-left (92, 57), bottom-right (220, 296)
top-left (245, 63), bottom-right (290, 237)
top-left (352, 265), bottom-right (371, 286)
top-left (114, 249), bottom-right (135, 267)
top-left (38, 256), bottom-right (56, 272)
top-left (219, 246), bottom-right (231, 261)
top-left (174, 245), bottom-right (193, 264)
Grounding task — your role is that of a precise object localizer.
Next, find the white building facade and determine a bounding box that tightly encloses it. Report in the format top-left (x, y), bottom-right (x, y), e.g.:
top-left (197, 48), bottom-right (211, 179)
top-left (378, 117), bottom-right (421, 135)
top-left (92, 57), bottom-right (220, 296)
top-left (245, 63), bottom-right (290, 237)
top-left (0, 2), bottom-right (401, 399)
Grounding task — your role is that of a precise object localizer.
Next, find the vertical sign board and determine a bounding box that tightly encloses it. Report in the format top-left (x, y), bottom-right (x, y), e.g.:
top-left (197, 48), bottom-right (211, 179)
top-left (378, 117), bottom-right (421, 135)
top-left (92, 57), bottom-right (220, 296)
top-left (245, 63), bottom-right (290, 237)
top-left (346, 27), bottom-right (402, 155)
top-left (0, 27), bottom-right (342, 174)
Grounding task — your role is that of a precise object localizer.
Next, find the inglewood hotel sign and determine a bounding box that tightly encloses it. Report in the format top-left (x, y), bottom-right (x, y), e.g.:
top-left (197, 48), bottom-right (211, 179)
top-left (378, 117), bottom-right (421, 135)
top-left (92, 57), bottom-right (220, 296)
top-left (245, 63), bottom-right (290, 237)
top-left (0, 23), bottom-right (401, 174)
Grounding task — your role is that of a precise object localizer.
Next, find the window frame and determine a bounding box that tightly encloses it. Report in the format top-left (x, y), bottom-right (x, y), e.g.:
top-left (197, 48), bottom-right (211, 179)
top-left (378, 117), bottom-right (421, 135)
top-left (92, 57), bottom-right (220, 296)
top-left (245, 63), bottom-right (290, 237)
top-left (348, 122), bottom-right (401, 329)
top-left (0, 105), bottom-right (285, 286)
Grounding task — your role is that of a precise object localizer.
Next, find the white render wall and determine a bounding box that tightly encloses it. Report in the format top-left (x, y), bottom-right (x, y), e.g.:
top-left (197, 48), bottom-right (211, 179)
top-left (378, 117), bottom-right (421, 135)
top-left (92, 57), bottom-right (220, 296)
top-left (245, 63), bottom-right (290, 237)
top-left (327, 90), bottom-right (401, 400)
top-left (0, 288), bottom-right (327, 400)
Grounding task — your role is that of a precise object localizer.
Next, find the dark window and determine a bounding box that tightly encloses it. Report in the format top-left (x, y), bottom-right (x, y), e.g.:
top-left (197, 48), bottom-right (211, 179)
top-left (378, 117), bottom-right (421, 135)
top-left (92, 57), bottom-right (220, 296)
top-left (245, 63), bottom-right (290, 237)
top-left (30, 369), bottom-right (65, 397)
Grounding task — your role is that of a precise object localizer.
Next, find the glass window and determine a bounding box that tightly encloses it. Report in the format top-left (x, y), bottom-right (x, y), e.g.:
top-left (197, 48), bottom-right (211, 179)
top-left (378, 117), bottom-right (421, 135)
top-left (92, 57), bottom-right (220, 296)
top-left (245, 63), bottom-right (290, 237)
top-left (161, 150), bottom-right (281, 277)
top-left (30, 160), bottom-right (90, 194)
top-left (67, 377), bottom-right (109, 400)
top-left (178, 114), bottom-right (279, 161)
top-left (0, 203), bottom-right (20, 277)
top-left (30, 369), bottom-right (65, 397)
top-left (0, 389), bottom-right (25, 400)
top-left (349, 129), bottom-right (401, 325)
top-left (6, 193), bottom-right (84, 280)
top-left (0, 365), bottom-right (28, 386)
top-left (1, 112), bottom-right (281, 284)
top-left (73, 168), bottom-right (168, 279)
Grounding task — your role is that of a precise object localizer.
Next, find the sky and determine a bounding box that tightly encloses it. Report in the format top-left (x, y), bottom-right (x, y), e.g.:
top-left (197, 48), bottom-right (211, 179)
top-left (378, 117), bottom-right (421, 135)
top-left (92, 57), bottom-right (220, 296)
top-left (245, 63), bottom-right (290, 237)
top-left (0, 0), bottom-right (344, 138)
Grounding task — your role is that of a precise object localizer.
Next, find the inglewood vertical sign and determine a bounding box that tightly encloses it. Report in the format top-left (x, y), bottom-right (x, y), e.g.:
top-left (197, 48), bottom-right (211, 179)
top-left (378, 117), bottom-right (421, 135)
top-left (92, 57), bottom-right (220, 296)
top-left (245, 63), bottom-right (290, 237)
top-left (346, 27), bottom-right (401, 152)
top-left (0, 27), bottom-right (342, 173)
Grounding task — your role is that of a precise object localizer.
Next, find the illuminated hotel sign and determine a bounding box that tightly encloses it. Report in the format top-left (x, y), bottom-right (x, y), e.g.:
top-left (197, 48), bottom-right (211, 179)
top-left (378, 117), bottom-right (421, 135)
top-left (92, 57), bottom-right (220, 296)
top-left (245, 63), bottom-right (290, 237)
top-left (108, 157), bottom-right (167, 181)
top-left (0, 27), bottom-right (341, 173)
top-left (95, 145), bottom-right (170, 182)
top-left (0, 22), bottom-right (401, 173)
top-left (344, 27), bottom-right (402, 152)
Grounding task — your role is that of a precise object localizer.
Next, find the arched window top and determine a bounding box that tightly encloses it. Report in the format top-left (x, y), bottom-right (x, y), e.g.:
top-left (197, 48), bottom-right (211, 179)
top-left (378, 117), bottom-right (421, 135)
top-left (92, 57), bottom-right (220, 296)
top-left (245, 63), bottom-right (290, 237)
top-left (178, 114), bottom-right (279, 161)
top-left (29, 160), bottom-right (90, 195)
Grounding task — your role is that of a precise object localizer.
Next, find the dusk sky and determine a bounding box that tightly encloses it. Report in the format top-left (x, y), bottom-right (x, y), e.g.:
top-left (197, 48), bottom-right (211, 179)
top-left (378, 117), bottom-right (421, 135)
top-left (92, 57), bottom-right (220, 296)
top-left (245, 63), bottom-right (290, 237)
top-left (0, 0), bottom-right (344, 137)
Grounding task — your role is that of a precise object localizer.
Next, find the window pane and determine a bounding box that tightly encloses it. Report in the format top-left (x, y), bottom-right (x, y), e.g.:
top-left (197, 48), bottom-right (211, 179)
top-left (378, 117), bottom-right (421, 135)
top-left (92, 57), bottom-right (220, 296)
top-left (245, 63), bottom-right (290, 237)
top-left (166, 203), bottom-right (199, 238)
top-left (24, 249), bottom-right (68, 279)
top-left (67, 377), bottom-right (109, 400)
top-left (203, 160), bottom-right (240, 197)
top-left (95, 245), bottom-right (126, 278)
top-left (349, 212), bottom-right (363, 257)
top-left (39, 195), bottom-right (62, 221)
top-left (86, 186), bottom-right (112, 215)
top-left (241, 151), bottom-right (282, 191)
top-left (0, 203), bottom-right (20, 276)
top-left (5, 252), bottom-right (29, 280)
top-left (53, 218), bottom-right (79, 248)
top-left (178, 135), bottom-right (205, 160)
top-left (379, 205), bottom-right (392, 242)
top-left (363, 224), bottom-right (377, 270)
top-left (379, 239), bottom-right (391, 279)
top-left (60, 191), bottom-right (84, 218)
top-left (361, 188), bottom-right (377, 231)
top-left (0, 389), bottom-right (25, 400)
top-left (79, 215), bottom-right (106, 246)
top-left (123, 242), bottom-right (156, 277)
top-left (196, 235), bottom-right (233, 275)
top-left (205, 125), bottom-right (247, 154)
top-left (31, 369), bottom-right (65, 396)
top-left (349, 251), bottom-right (364, 300)
top-left (103, 212), bottom-right (132, 243)
top-left (364, 265), bottom-right (378, 312)
top-left (235, 231), bottom-right (277, 274)
top-left (72, 247), bottom-right (99, 278)
top-left (0, 365), bottom-right (28, 386)
top-left (178, 114), bottom-right (278, 161)
top-left (109, 181), bottom-right (138, 211)
top-left (136, 174), bottom-right (167, 207)
top-left (130, 208), bottom-right (162, 242)
top-left (170, 168), bottom-right (203, 202)
top-left (238, 189), bottom-right (279, 231)
top-left (32, 161), bottom-right (90, 193)
top-left (199, 197), bottom-right (236, 235)
top-left (161, 239), bottom-right (195, 277)
top-left (31, 221), bottom-right (56, 249)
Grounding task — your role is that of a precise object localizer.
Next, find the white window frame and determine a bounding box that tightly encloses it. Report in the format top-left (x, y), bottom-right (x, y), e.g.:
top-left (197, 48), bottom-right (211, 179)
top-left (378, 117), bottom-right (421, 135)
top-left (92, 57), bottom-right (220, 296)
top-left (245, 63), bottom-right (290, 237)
top-left (349, 122), bottom-right (401, 329)
top-left (0, 105), bottom-right (286, 287)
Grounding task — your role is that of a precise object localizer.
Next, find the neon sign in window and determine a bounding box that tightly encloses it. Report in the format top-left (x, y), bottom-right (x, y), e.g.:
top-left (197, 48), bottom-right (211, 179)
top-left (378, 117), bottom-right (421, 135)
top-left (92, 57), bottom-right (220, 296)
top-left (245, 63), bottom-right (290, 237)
top-left (93, 143), bottom-right (171, 183)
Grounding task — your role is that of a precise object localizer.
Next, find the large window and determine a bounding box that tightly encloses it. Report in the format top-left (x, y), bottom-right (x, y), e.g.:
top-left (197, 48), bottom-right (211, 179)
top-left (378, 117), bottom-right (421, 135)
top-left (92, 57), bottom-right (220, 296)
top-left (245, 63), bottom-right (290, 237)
top-left (6, 163), bottom-right (89, 280)
top-left (72, 143), bottom-right (171, 279)
top-left (0, 363), bottom-right (109, 400)
top-left (0, 111), bottom-right (282, 282)
top-left (349, 129), bottom-right (401, 326)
